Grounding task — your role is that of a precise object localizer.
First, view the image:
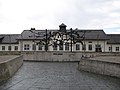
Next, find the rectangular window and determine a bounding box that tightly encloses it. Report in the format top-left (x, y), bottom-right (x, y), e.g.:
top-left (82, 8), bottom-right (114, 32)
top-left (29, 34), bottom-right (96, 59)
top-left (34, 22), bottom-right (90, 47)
top-left (88, 41), bottom-right (92, 43)
top-left (24, 44), bottom-right (30, 50)
top-left (95, 44), bottom-right (102, 52)
top-left (65, 43), bottom-right (69, 50)
top-left (53, 42), bottom-right (57, 50)
top-left (82, 44), bottom-right (86, 50)
top-left (76, 44), bottom-right (80, 50)
top-left (2, 46), bottom-right (5, 51)
top-left (116, 47), bottom-right (119, 51)
top-left (88, 44), bottom-right (92, 50)
top-left (14, 46), bottom-right (18, 51)
top-left (38, 44), bottom-right (42, 50)
top-left (96, 44), bottom-right (101, 48)
top-left (59, 45), bottom-right (63, 50)
top-left (109, 47), bottom-right (112, 52)
top-left (8, 46), bottom-right (11, 51)
top-left (32, 44), bottom-right (36, 50)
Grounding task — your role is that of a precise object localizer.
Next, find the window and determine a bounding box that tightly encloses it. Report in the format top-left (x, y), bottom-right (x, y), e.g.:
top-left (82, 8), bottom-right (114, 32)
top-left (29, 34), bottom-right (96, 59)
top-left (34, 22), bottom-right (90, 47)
top-left (95, 44), bottom-right (102, 52)
top-left (14, 46), bottom-right (18, 51)
top-left (59, 41), bottom-right (63, 50)
top-left (96, 44), bottom-right (101, 48)
top-left (88, 44), bottom-right (92, 50)
top-left (59, 45), bottom-right (63, 50)
top-left (32, 44), bottom-right (36, 50)
top-left (53, 42), bottom-right (57, 50)
top-left (76, 44), bottom-right (80, 50)
top-left (116, 47), bottom-right (119, 51)
top-left (38, 45), bottom-right (42, 50)
top-left (82, 44), bottom-right (86, 50)
top-left (109, 47), bottom-right (112, 52)
top-left (8, 46), bottom-right (11, 51)
top-left (24, 44), bottom-right (30, 50)
top-left (88, 41), bottom-right (92, 43)
top-left (65, 43), bottom-right (69, 50)
top-left (2, 46), bottom-right (5, 51)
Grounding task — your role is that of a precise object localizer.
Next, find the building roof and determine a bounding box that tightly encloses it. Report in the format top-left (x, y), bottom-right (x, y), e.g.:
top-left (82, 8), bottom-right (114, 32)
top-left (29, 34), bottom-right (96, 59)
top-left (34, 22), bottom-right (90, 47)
top-left (107, 34), bottom-right (120, 44)
top-left (77, 30), bottom-right (109, 40)
top-left (18, 29), bottom-right (109, 41)
top-left (18, 30), bottom-right (57, 40)
top-left (0, 34), bottom-right (20, 44)
top-left (1, 29), bottom-right (120, 44)
top-left (59, 23), bottom-right (67, 27)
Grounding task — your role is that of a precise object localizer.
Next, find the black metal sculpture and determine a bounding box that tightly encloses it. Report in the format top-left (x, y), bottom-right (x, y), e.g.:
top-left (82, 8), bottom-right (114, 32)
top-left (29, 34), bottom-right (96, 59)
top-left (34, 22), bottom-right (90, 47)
top-left (29, 27), bottom-right (86, 52)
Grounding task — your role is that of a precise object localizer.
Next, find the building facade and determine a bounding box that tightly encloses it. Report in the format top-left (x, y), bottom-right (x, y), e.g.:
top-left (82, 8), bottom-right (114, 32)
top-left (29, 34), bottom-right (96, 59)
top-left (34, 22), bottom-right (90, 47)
top-left (0, 23), bottom-right (120, 52)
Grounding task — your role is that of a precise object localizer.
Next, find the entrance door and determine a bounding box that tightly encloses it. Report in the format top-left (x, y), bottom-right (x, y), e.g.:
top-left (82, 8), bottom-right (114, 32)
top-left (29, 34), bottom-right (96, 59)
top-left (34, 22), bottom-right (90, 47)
top-left (95, 44), bottom-right (102, 52)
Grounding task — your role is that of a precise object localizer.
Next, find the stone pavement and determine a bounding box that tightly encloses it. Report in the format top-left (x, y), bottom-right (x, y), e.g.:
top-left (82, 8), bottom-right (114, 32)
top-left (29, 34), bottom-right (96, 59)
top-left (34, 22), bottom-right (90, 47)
top-left (0, 62), bottom-right (120, 90)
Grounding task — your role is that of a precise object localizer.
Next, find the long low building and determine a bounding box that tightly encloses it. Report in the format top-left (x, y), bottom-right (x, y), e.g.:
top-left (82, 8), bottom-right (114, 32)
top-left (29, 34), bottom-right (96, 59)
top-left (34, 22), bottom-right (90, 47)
top-left (0, 23), bottom-right (120, 52)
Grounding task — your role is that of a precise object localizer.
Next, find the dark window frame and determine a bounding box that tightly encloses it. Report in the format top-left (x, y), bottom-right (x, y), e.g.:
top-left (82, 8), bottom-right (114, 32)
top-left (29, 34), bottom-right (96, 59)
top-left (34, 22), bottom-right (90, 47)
top-left (116, 47), bottom-right (119, 51)
top-left (88, 44), bottom-right (92, 50)
top-left (2, 46), bottom-right (5, 51)
top-left (109, 47), bottom-right (112, 52)
top-left (76, 44), bottom-right (80, 50)
top-left (65, 43), bottom-right (69, 50)
top-left (14, 46), bottom-right (18, 51)
top-left (38, 44), bottom-right (42, 50)
top-left (32, 44), bottom-right (36, 50)
top-left (24, 44), bottom-right (30, 50)
top-left (8, 46), bottom-right (12, 51)
top-left (82, 44), bottom-right (86, 50)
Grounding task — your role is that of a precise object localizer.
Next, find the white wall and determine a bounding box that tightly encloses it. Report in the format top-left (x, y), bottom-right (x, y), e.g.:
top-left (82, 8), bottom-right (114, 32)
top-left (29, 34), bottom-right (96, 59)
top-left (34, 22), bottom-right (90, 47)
top-left (106, 44), bottom-right (120, 52)
top-left (1, 39), bottom-right (120, 52)
top-left (0, 44), bottom-right (20, 51)
top-left (21, 40), bottom-right (45, 51)
top-left (79, 40), bottom-right (107, 52)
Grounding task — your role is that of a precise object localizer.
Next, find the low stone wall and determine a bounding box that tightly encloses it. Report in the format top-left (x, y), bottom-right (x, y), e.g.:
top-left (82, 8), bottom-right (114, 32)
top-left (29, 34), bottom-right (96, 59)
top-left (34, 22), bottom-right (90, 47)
top-left (0, 55), bottom-right (23, 82)
top-left (0, 51), bottom-right (120, 61)
top-left (78, 59), bottom-right (120, 78)
top-left (0, 51), bottom-right (21, 55)
top-left (23, 51), bottom-right (83, 61)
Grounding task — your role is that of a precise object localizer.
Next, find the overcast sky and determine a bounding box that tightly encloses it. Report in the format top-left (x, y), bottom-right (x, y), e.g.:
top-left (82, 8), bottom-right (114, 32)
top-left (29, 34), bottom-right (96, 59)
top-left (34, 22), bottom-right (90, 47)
top-left (0, 0), bottom-right (120, 34)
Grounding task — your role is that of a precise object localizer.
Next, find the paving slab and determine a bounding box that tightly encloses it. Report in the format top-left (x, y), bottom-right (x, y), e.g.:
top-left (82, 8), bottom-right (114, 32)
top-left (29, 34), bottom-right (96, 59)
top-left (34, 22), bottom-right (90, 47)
top-left (0, 62), bottom-right (120, 90)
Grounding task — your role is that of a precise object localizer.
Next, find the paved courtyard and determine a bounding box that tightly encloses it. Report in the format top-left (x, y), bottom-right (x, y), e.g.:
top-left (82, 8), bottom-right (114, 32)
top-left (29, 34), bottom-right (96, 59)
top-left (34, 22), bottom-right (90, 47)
top-left (0, 62), bottom-right (120, 90)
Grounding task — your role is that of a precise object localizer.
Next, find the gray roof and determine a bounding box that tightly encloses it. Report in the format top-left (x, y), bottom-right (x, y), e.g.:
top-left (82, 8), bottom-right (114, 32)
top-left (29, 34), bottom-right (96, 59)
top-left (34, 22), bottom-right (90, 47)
top-left (18, 29), bottom-right (109, 40)
top-left (77, 30), bottom-right (109, 40)
top-left (0, 34), bottom-right (20, 44)
top-left (107, 34), bottom-right (120, 44)
top-left (18, 30), bottom-right (57, 40)
top-left (1, 30), bottom-right (120, 44)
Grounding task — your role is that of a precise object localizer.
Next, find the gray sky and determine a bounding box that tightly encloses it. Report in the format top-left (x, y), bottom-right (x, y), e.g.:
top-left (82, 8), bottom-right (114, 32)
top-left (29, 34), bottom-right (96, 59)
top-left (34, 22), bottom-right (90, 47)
top-left (0, 0), bottom-right (120, 34)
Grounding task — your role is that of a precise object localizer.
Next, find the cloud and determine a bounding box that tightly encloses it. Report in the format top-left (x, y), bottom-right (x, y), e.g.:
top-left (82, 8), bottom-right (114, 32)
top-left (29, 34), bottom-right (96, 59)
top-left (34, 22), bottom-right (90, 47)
top-left (0, 0), bottom-right (120, 34)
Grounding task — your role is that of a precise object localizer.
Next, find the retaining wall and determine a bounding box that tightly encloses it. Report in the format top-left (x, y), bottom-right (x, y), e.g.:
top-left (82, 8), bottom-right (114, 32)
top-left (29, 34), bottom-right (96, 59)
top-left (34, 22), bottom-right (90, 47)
top-left (0, 55), bottom-right (23, 81)
top-left (0, 51), bottom-right (120, 61)
top-left (78, 59), bottom-right (120, 78)
top-left (23, 51), bottom-right (83, 61)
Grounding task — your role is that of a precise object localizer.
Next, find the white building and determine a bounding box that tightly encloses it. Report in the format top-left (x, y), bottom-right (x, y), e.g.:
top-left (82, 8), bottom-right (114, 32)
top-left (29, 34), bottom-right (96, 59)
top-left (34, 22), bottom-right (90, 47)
top-left (0, 23), bottom-right (120, 52)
